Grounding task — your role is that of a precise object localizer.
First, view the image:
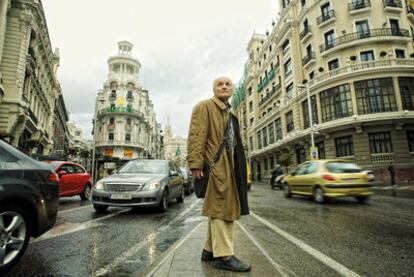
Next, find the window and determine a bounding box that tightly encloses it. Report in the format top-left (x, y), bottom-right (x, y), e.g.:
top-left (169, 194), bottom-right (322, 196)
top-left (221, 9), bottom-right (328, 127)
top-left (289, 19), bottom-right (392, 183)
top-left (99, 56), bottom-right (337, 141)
top-left (126, 118), bottom-right (132, 125)
top-left (369, 132), bottom-right (393, 154)
top-left (264, 159), bottom-right (268, 171)
top-left (108, 133), bottom-right (114, 141)
top-left (321, 3), bottom-right (331, 19)
top-left (316, 141), bottom-right (326, 159)
top-left (356, 20), bottom-right (370, 39)
top-left (127, 91), bottom-right (133, 99)
top-left (360, 50), bottom-right (374, 62)
top-left (248, 87), bottom-right (252, 96)
top-left (284, 59), bottom-right (292, 77)
top-left (328, 59), bottom-right (339, 71)
top-left (125, 133), bottom-right (131, 141)
top-left (296, 146), bottom-right (306, 164)
top-left (355, 78), bottom-right (397, 114)
top-left (257, 130), bottom-right (262, 149)
top-left (269, 45), bottom-right (272, 53)
top-left (249, 101), bottom-right (253, 112)
top-left (286, 111), bottom-right (294, 133)
top-left (286, 83), bottom-right (294, 99)
top-left (309, 71), bottom-right (315, 80)
top-left (268, 122), bottom-right (275, 144)
top-left (301, 0), bottom-right (306, 7)
top-left (262, 127), bottom-right (268, 147)
top-left (250, 118), bottom-right (254, 125)
top-left (335, 136), bottom-right (354, 157)
top-left (73, 165), bottom-right (85, 173)
top-left (407, 132), bottom-right (414, 152)
top-left (395, 49), bottom-right (405, 58)
top-left (109, 117), bottom-right (115, 124)
top-left (249, 136), bottom-right (253, 150)
top-left (302, 95), bottom-right (319, 129)
top-left (390, 19), bottom-right (400, 35)
top-left (320, 84), bottom-right (353, 122)
top-left (275, 118), bottom-right (283, 140)
top-left (282, 39), bottom-right (290, 54)
top-left (399, 77), bottom-right (414, 110)
top-left (324, 30), bottom-right (336, 49)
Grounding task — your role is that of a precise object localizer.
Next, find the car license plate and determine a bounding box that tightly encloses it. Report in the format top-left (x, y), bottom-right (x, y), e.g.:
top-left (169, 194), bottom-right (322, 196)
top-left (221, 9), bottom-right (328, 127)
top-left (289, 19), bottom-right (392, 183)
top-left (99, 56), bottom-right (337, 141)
top-left (110, 193), bottom-right (132, 200)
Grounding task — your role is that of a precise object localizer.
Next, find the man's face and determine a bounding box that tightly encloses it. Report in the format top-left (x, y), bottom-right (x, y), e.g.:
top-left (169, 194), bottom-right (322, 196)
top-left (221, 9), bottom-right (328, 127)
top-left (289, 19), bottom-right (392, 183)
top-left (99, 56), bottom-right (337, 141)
top-left (213, 77), bottom-right (233, 102)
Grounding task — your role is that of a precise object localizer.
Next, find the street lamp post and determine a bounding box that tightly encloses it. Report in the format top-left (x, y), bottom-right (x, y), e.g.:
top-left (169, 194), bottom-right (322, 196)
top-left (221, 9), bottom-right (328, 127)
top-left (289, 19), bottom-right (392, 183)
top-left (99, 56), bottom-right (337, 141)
top-left (298, 83), bottom-right (316, 159)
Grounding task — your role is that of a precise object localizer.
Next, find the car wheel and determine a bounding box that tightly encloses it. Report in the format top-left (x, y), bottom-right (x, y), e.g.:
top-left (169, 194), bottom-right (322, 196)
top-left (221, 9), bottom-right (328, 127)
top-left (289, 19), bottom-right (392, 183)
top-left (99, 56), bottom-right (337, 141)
top-left (93, 204), bottom-right (108, 213)
top-left (355, 196), bottom-right (369, 203)
top-left (80, 184), bottom-right (92, 200)
top-left (177, 187), bottom-right (184, 203)
top-left (158, 189), bottom-right (169, 212)
top-left (283, 183), bottom-right (291, 198)
top-left (0, 206), bottom-right (30, 271)
top-left (313, 187), bottom-right (326, 204)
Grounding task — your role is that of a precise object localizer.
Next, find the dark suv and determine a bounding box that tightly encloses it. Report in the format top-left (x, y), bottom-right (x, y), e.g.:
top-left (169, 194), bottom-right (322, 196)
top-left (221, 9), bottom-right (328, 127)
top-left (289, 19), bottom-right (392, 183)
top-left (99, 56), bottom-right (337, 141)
top-left (0, 140), bottom-right (60, 271)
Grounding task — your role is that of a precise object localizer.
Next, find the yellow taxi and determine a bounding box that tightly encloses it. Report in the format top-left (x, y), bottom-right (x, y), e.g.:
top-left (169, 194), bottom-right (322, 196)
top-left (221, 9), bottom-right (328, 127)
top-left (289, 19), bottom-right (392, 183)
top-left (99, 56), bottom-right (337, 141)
top-left (282, 159), bottom-right (373, 204)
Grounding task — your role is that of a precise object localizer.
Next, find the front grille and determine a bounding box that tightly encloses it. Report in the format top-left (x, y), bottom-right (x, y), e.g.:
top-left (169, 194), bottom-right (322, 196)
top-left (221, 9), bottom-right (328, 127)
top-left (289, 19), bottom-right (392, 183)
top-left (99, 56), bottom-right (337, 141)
top-left (105, 183), bottom-right (142, 192)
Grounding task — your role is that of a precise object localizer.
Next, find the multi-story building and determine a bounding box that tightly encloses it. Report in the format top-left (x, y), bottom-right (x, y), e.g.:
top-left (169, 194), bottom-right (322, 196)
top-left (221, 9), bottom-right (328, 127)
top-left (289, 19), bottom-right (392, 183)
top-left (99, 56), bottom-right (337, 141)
top-left (0, 0), bottom-right (61, 155)
top-left (93, 41), bottom-right (162, 176)
top-left (233, 0), bottom-right (414, 183)
top-left (163, 119), bottom-right (187, 167)
top-left (66, 122), bottom-right (91, 169)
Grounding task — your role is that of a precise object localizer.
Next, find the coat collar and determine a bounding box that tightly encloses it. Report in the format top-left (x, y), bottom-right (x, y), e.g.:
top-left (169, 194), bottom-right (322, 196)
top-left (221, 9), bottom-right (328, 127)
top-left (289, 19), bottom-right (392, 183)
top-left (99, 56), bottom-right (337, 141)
top-left (211, 96), bottom-right (229, 111)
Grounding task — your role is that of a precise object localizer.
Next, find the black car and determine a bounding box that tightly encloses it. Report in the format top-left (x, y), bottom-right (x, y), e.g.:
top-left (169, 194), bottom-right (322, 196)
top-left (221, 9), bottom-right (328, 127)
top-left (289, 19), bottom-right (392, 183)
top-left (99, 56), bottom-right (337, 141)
top-left (0, 140), bottom-right (60, 271)
top-left (180, 167), bottom-right (194, 195)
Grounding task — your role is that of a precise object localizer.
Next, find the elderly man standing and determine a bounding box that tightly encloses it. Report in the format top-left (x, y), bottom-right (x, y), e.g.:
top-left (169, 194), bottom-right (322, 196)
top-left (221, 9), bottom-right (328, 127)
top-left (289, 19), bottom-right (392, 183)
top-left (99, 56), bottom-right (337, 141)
top-left (187, 76), bottom-right (251, 272)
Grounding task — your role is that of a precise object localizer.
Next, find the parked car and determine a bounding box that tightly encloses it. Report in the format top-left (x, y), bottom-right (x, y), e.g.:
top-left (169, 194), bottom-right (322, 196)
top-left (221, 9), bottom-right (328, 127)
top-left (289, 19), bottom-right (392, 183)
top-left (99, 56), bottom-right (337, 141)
top-left (92, 159), bottom-right (185, 212)
top-left (282, 159), bottom-right (373, 204)
top-left (43, 161), bottom-right (92, 200)
top-left (180, 167), bottom-right (194, 195)
top-left (0, 139), bottom-right (60, 271)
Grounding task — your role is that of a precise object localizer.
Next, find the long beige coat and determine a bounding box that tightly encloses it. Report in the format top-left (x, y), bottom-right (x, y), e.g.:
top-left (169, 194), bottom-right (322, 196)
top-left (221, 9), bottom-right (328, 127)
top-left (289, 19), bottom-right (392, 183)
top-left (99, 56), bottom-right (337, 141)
top-left (187, 96), bottom-right (241, 221)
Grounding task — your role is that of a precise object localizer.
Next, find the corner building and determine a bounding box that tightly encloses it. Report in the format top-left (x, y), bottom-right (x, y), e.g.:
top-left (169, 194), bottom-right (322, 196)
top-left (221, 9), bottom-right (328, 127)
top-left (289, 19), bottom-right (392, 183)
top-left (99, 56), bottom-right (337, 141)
top-left (233, 0), bottom-right (414, 183)
top-left (94, 41), bottom-right (162, 172)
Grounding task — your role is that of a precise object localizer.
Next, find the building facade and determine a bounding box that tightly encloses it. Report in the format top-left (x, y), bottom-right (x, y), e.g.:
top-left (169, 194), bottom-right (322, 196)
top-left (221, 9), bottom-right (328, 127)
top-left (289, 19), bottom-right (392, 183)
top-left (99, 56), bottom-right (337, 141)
top-left (93, 41), bottom-right (162, 176)
top-left (163, 120), bottom-right (187, 167)
top-left (0, 0), bottom-right (61, 155)
top-left (66, 122), bottom-right (91, 169)
top-left (233, 0), bottom-right (414, 183)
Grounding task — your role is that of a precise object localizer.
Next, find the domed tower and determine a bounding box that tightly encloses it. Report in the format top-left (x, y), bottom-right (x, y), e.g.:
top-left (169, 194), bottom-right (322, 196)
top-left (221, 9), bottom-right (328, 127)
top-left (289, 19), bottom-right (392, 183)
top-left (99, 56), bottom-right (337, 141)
top-left (93, 41), bottom-right (161, 175)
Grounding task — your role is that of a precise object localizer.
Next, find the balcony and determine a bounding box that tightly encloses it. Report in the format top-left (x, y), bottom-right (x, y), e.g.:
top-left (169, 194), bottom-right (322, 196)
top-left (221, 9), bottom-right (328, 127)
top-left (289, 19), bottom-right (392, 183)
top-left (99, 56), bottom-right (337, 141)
top-left (319, 28), bottom-right (410, 54)
top-left (98, 106), bottom-right (144, 120)
top-left (317, 10), bottom-right (335, 28)
top-left (300, 26), bottom-right (312, 42)
top-left (371, 153), bottom-right (395, 163)
top-left (107, 123), bottom-right (116, 130)
top-left (257, 68), bottom-right (276, 92)
top-left (302, 52), bottom-right (316, 69)
top-left (348, 0), bottom-right (371, 15)
top-left (258, 83), bottom-right (281, 107)
top-left (383, 0), bottom-right (402, 12)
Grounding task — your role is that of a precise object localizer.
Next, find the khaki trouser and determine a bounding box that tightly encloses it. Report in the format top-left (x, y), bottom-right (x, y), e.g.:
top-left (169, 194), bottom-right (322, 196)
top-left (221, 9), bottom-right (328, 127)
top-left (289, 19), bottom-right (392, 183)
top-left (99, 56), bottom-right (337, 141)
top-left (204, 217), bottom-right (234, 258)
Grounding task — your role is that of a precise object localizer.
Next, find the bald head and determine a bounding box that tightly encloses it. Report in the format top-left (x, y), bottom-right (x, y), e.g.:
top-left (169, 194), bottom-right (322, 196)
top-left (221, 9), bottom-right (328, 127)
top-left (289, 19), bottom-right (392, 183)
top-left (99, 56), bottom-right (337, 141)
top-left (213, 76), bottom-right (233, 103)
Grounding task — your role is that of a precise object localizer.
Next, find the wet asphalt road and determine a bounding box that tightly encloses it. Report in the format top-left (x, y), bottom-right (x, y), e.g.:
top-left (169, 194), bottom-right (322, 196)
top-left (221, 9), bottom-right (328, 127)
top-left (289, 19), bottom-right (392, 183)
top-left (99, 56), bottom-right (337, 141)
top-left (4, 183), bottom-right (414, 277)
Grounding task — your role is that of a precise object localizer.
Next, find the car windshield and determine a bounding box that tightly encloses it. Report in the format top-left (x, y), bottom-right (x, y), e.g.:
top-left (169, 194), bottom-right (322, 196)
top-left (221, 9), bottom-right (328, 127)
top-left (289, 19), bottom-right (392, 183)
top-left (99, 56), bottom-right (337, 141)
top-left (326, 162), bottom-right (362, 173)
top-left (118, 160), bottom-right (167, 174)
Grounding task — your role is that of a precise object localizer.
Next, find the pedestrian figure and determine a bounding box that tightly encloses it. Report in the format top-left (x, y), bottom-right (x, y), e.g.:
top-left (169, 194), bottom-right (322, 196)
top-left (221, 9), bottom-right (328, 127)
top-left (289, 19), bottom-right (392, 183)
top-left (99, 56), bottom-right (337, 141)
top-left (187, 76), bottom-right (251, 272)
top-left (388, 162), bottom-right (396, 186)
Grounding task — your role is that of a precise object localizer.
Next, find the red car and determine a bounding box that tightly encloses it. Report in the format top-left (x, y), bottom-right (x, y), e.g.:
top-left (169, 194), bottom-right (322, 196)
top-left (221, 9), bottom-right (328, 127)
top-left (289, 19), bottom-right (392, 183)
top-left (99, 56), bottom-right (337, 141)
top-left (43, 161), bottom-right (92, 200)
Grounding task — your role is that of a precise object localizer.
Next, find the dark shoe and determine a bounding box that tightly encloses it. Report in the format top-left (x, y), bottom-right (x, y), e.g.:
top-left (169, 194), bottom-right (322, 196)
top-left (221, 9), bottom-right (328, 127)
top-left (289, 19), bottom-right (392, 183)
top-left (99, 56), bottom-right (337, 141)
top-left (201, 249), bottom-right (214, 261)
top-left (215, 256), bottom-right (252, 272)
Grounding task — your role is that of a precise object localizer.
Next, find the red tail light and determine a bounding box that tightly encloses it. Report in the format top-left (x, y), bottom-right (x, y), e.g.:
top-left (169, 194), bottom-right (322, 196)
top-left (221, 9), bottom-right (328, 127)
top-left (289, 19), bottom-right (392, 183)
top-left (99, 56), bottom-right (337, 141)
top-left (322, 174), bottom-right (335, 181)
top-left (49, 172), bottom-right (59, 183)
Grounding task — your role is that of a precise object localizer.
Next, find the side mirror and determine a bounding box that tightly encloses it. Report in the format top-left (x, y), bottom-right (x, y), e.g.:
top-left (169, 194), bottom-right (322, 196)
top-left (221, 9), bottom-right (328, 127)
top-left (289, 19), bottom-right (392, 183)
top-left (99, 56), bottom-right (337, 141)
top-left (58, 170), bottom-right (67, 176)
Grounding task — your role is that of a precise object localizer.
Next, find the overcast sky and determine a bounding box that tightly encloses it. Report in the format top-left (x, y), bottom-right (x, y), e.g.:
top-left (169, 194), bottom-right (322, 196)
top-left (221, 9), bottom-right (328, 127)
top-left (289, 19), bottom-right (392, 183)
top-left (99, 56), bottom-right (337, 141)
top-left (42, 0), bottom-right (278, 139)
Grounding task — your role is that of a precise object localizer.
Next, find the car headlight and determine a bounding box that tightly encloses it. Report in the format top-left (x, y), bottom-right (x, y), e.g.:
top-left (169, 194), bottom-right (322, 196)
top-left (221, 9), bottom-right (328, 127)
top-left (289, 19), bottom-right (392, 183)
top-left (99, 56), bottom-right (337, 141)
top-left (94, 181), bottom-right (104, 190)
top-left (143, 182), bottom-right (160, 191)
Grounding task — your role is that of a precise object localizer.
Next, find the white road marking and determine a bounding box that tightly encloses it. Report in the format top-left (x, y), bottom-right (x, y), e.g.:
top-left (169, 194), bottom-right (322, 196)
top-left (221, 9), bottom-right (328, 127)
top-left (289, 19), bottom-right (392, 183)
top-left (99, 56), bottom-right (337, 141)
top-left (58, 204), bottom-right (92, 214)
top-left (237, 222), bottom-right (294, 277)
top-left (93, 199), bottom-right (201, 277)
top-left (250, 212), bottom-right (362, 277)
top-left (31, 210), bottom-right (126, 243)
top-left (144, 222), bottom-right (204, 277)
